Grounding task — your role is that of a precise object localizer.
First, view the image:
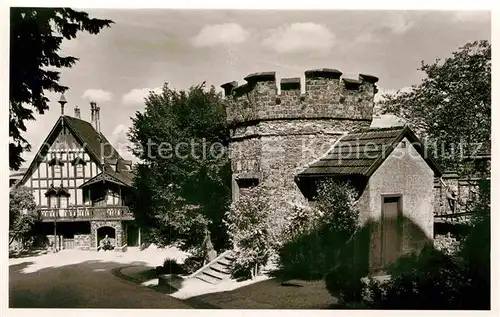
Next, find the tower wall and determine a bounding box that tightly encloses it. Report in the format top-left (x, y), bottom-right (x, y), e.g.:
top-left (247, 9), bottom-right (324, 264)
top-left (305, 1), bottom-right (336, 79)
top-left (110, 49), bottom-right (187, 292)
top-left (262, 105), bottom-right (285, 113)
top-left (223, 68), bottom-right (379, 242)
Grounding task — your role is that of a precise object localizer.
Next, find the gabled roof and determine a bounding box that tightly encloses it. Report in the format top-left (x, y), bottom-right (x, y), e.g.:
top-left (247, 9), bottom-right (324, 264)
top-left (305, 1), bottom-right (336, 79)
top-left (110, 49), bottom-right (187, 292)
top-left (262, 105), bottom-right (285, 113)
top-left (19, 115), bottom-right (123, 185)
top-left (297, 125), bottom-right (443, 179)
top-left (64, 116), bottom-right (121, 162)
top-left (79, 170), bottom-right (133, 189)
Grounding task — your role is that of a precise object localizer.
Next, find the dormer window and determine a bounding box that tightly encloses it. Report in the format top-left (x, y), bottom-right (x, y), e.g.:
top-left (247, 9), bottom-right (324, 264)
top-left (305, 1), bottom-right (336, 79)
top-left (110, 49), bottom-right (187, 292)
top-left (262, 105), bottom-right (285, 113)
top-left (45, 184), bottom-right (58, 197)
top-left (71, 156), bottom-right (87, 166)
top-left (48, 157), bottom-right (64, 178)
top-left (45, 184), bottom-right (70, 209)
top-left (48, 157), bottom-right (64, 167)
top-left (45, 184), bottom-right (59, 208)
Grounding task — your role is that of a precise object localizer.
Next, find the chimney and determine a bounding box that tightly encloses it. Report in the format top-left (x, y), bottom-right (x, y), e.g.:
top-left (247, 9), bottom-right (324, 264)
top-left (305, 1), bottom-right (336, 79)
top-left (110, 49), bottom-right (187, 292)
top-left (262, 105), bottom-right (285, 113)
top-left (59, 94), bottom-right (67, 116)
top-left (74, 105), bottom-right (81, 119)
top-left (95, 105), bottom-right (101, 134)
top-left (90, 101), bottom-right (96, 126)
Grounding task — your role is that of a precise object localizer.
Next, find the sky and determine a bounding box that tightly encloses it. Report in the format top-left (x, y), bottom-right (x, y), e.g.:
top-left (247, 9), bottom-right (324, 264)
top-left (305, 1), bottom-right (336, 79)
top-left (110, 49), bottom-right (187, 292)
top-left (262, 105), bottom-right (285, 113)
top-left (19, 9), bottom-right (491, 167)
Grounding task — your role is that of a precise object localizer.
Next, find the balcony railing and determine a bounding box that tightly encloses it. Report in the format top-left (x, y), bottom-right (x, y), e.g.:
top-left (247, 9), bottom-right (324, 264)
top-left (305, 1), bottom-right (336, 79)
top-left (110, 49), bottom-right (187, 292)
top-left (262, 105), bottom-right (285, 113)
top-left (39, 206), bottom-right (134, 222)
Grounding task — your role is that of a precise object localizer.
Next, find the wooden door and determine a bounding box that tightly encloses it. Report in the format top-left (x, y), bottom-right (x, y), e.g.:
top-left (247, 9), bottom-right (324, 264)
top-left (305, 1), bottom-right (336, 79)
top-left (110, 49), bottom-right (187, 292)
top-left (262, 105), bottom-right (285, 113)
top-left (381, 196), bottom-right (402, 268)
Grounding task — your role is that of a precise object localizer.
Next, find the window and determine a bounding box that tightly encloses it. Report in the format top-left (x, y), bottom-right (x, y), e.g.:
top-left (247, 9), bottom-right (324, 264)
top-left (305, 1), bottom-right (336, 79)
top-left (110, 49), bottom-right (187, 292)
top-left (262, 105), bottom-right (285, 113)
top-left (237, 178), bottom-right (259, 188)
top-left (76, 165), bottom-right (84, 177)
top-left (401, 141), bottom-right (407, 148)
top-left (53, 165), bottom-right (61, 178)
top-left (50, 196), bottom-right (58, 208)
top-left (60, 197), bottom-right (68, 209)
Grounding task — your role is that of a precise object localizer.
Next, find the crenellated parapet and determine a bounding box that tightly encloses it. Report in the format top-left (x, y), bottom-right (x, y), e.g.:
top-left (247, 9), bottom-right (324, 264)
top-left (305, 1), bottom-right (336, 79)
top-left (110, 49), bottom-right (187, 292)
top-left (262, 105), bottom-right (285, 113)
top-left (222, 68), bottom-right (379, 126)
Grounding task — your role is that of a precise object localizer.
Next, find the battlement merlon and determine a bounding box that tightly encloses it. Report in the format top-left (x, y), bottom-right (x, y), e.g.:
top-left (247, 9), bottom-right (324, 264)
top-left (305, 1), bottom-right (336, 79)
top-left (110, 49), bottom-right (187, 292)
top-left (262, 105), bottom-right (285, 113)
top-left (221, 68), bottom-right (379, 126)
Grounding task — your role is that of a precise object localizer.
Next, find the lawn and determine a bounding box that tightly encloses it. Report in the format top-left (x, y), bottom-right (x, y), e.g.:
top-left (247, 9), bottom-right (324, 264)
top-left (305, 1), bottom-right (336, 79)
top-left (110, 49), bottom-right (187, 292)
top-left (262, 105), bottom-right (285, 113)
top-left (192, 278), bottom-right (338, 309)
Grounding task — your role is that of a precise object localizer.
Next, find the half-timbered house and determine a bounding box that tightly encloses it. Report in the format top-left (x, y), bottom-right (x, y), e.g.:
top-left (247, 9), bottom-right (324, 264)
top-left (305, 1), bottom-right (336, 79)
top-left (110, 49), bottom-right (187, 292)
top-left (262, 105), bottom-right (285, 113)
top-left (17, 95), bottom-right (141, 251)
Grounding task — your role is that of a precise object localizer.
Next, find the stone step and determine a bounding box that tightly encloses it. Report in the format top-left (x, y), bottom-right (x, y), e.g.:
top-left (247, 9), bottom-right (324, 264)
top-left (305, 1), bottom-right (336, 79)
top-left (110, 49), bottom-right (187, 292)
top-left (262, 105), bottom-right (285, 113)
top-left (217, 258), bottom-right (232, 266)
top-left (195, 272), bottom-right (222, 284)
top-left (224, 253), bottom-right (236, 261)
top-left (204, 267), bottom-right (229, 279)
top-left (201, 270), bottom-right (223, 282)
top-left (211, 262), bottom-right (231, 274)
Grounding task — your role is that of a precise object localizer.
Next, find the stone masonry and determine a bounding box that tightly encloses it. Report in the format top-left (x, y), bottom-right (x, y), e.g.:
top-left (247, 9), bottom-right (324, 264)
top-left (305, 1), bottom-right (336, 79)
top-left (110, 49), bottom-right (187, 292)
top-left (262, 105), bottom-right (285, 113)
top-left (223, 68), bottom-right (379, 241)
top-left (90, 220), bottom-right (125, 250)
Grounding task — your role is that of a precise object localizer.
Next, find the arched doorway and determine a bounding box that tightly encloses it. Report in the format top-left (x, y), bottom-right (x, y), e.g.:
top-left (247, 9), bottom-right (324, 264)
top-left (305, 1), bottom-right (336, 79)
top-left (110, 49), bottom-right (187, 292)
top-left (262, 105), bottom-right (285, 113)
top-left (96, 226), bottom-right (116, 250)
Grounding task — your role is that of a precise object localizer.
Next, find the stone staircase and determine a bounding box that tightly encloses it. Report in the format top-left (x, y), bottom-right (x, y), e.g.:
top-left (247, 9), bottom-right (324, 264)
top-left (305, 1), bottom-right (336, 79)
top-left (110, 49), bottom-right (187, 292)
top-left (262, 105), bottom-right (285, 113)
top-left (189, 250), bottom-right (236, 285)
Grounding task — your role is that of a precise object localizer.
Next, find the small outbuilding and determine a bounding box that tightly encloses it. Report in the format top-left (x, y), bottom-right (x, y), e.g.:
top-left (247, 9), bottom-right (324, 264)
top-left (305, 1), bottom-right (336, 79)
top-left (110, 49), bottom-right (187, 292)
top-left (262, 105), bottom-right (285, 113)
top-left (296, 125), bottom-right (443, 272)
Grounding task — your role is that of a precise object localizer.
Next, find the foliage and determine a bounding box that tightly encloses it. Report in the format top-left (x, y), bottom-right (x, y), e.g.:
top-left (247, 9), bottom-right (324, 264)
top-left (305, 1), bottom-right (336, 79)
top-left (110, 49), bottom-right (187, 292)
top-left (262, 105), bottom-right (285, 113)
top-left (181, 256), bottom-right (205, 275)
top-left (224, 186), bottom-right (273, 280)
top-left (466, 179), bottom-right (490, 227)
top-left (279, 202), bottom-right (320, 248)
top-left (457, 186), bottom-right (490, 310)
top-left (434, 233), bottom-right (460, 256)
top-left (325, 263), bottom-right (366, 303)
top-left (128, 83), bottom-right (232, 251)
top-left (359, 245), bottom-right (472, 309)
top-left (378, 40), bottom-right (491, 173)
top-left (352, 192), bottom-right (491, 310)
top-left (314, 179), bottom-right (360, 236)
top-left (9, 186), bottom-right (40, 249)
top-left (278, 179), bottom-right (360, 280)
top-left (156, 258), bottom-right (185, 275)
top-left (9, 8), bottom-right (113, 170)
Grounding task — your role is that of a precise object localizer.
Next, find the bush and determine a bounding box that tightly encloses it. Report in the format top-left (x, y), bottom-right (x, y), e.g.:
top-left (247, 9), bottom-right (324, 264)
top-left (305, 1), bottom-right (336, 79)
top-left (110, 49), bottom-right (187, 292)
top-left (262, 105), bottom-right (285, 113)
top-left (325, 264), bottom-right (365, 303)
top-left (325, 180), bottom-right (491, 309)
top-left (230, 260), bottom-right (254, 281)
top-left (434, 233), bottom-right (460, 255)
top-left (10, 186), bottom-right (40, 250)
top-left (224, 187), bottom-right (273, 280)
top-left (157, 258), bottom-right (185, 275)
top-left (278, 179), bottom-right (360, 280)
top-left (182, 256), bottom-right (204, 275)
top-left (357, 245), bottom-right (473, 309)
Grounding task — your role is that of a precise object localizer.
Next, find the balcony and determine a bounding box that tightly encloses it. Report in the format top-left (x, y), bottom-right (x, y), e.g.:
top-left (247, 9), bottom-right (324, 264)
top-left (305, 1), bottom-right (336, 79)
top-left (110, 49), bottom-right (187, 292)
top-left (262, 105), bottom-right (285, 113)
top-left (39, 206), bottom-right (134, 222)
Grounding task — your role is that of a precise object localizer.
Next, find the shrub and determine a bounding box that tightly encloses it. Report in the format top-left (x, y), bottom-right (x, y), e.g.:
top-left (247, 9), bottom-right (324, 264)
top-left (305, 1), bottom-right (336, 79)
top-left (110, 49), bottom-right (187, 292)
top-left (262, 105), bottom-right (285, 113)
top-left (357, 245), bottom-right (472, 309)
top-left (434, 233), bottom-right (460, 255)
top-left (325, 263), bottom-right (365, 303)
top-left (9, 186), bottom-right (40, 250)
top-left (278, 179), bottom-right (360, 280)
top-left (182, 256), bottom-right (205, 275)
top-left (326, 180), bottom-right (491, 309)
top-left (457, 210), bottom-right (491, 310)
top-left (224, 187), bottom-right (273, 280)
top-left (157, 258), bottom-right (185, 275)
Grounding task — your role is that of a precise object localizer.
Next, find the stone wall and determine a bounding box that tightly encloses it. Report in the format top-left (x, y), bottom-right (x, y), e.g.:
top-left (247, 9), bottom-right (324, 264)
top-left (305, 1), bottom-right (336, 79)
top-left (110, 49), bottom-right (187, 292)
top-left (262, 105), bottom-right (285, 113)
top-left (223, 69), bottom-right (378, 126)
top-left (46, 235), bottom-right (61, 249)
top-left (74, 234), bottom-right (91, 250)
top-left (224, 68), bottom-right (378, 243)
top-left (433, 173), bottom-right (484, 216)
top-left (90, 220), bottom-right (125, 249)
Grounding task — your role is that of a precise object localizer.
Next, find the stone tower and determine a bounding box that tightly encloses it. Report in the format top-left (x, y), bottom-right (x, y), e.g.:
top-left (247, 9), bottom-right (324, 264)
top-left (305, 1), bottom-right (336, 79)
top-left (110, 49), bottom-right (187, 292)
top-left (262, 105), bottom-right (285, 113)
top-left (222, 68), bottom-right (379, 239)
